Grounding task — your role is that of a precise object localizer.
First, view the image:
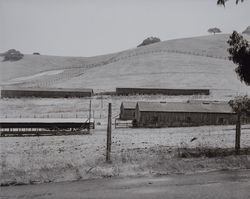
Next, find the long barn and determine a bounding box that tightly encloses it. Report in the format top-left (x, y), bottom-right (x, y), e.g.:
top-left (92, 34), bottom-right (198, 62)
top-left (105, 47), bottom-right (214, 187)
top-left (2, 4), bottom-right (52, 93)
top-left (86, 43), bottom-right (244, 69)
top-left (134, 101), bottom-right (238, 128)
top-left (0, 87), bottom-right (94, 98)
top-left (116, 87), bottom-right (209, 96)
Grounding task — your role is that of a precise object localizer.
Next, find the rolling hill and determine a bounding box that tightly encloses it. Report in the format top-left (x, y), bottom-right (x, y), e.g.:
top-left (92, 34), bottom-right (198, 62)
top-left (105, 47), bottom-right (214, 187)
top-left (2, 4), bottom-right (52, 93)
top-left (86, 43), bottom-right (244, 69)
top-left (0, 34), bottom-right (249, 98)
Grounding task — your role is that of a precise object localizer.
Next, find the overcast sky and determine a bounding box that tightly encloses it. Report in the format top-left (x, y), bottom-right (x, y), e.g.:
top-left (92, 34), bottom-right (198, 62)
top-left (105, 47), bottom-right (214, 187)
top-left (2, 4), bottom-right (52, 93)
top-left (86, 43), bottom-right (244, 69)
top-left (0, 0), bottom-right (249, 57)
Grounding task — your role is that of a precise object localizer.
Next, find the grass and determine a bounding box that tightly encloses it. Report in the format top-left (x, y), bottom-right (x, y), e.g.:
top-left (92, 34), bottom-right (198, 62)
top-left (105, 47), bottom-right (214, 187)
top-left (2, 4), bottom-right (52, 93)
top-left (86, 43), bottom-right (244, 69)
top-left (177, 147), bottom-right (250, 158)
top-left (1, 119), bottom-right (250, 185)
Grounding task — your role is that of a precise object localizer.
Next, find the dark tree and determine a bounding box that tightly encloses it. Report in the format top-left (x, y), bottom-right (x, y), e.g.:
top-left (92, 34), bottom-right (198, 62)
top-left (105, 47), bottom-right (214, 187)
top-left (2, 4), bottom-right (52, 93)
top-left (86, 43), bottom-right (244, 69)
top-left (208, 27), bottom-right (222, 35)
top-left (217, 0), bottom-right (244, 6)
top-left (229, 96), bottom-right (250, 153)
top-left (2, 49), bottom-right (24, 62)
top-left (137, 37), bottom-right (161, 47)
top-left (227, 31), bottom-right (250, 85)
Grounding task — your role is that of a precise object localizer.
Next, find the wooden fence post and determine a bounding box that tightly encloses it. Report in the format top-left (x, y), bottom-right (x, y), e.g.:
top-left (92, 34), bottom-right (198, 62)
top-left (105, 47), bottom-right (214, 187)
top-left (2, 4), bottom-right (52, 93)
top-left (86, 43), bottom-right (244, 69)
top-left (235, 113), bottom-right (241, 154)
top-left (106, 103), bottom-right (112, 162)
top-left (89, 99), bottom-right (92, 121)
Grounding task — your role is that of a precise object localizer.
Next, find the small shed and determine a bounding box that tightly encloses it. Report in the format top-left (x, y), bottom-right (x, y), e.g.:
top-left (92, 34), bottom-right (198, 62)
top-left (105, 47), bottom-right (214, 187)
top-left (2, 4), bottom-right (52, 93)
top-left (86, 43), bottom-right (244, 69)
top-left (134, 101), bottom-right (237, 128)
top-left (120, 102), bottom-right (137, 120)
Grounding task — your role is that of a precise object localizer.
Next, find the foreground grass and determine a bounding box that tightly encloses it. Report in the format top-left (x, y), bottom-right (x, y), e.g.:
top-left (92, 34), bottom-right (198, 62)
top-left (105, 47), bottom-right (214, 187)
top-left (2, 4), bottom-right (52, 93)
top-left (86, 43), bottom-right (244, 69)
top-left (1, 145), bottom-right (250, 186)
top-left (1, 117), bottom-right (250, 186)
top-left (177, 147), bottom-right (250, 158)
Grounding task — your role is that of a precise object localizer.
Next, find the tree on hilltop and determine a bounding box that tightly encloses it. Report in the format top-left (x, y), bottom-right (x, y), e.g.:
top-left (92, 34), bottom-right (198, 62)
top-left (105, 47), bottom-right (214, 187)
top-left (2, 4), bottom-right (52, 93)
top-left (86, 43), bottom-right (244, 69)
top-left (217, 0), bottom-right (244, 6)
top-left (2, 49), bottom-right (24, 62)
top-left (208, 27), bottom-right (222, 35)
top-left (137, 37), bottom-right (161, 47)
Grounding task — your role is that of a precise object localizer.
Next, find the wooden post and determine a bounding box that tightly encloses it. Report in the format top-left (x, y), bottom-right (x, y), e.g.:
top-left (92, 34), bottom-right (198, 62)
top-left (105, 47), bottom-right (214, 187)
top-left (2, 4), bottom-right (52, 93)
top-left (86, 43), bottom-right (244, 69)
top-left (235, 112), bottom-right (241, 154)
top-left (106, 103), bottom-right (112, 162)
top-left (100, 94), bottom-right (103, 119)
top-left (101, 93), bottom-right (103, 109)
top-left (89, 99), bottom-right (92, 121)
top-left (88, 99), bottom-right (92, 131)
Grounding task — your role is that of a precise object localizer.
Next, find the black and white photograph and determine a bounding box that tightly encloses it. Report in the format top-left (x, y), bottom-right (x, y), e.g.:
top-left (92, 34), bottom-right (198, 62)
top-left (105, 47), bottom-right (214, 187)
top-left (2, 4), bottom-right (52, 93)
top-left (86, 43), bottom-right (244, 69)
top-left (0, 0), bottom-right (250, 198)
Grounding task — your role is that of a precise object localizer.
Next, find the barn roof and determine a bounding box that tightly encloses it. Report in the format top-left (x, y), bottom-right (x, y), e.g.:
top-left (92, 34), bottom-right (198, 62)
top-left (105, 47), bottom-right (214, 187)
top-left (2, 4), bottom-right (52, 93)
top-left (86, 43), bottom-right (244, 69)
top-left (137, 101), bottom-right (234, 114)
top-left (0, 118), bottom-right (94, 123)
top-left (121, 102), bottom-right (137, 109)
top-left (116, 87), bottom-right (208, 91)
top-left (186, 100), bottom-right (228, 104)
top-left (1, 86), bottom-right (93, 93)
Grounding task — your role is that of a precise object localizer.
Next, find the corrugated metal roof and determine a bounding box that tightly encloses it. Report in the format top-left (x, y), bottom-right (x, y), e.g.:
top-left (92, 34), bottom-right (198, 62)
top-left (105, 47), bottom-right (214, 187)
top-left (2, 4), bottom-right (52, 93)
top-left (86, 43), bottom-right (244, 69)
top-left (122, 102), bottom-right (137, 109)
top-left (117, 87), bottom-right (208, 91)
top-left (187, 100), bottom-right (228, 104)
top-left (0, 118), bottom-right (94, 123)
top-left (137, 101), bottom-right (234, 114)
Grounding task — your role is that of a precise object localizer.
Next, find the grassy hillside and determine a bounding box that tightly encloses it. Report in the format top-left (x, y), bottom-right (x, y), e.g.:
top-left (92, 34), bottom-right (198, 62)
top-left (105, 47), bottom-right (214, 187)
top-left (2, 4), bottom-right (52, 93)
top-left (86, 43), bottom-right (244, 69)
top-left (0, 54), bottom-right (116, 83)
top-left (0, 34), bottom-right (249, 98)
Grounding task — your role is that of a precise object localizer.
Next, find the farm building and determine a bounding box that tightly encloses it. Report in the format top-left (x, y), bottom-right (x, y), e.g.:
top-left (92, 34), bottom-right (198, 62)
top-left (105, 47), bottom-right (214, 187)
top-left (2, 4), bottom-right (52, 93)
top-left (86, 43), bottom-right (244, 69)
top-left (134, 101), bottom-right (238, 128)
top-left (0, 87), bottom-right (94, 98)
top-left (116, 87), bottom-right (209, 96)
top-left (0, 118), bottom-right (95, 136)
top-left (120, 102), bottom-right (137, 120)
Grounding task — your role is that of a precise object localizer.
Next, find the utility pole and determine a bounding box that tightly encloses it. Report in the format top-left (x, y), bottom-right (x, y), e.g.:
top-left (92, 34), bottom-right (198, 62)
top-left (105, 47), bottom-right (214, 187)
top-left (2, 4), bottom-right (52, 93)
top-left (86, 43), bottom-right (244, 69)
top-left (106, 103), bottom-right (112, 162)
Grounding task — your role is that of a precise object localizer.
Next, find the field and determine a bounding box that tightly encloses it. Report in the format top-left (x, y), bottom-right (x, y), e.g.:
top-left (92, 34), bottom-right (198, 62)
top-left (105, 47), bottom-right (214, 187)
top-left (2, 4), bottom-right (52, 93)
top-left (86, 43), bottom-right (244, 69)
top-left (1, 34), bottom-right (250, 185)
top-left (1, 95), bottom-right (250, 185)
top-left (1, 117), bottom-right (250, 185)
